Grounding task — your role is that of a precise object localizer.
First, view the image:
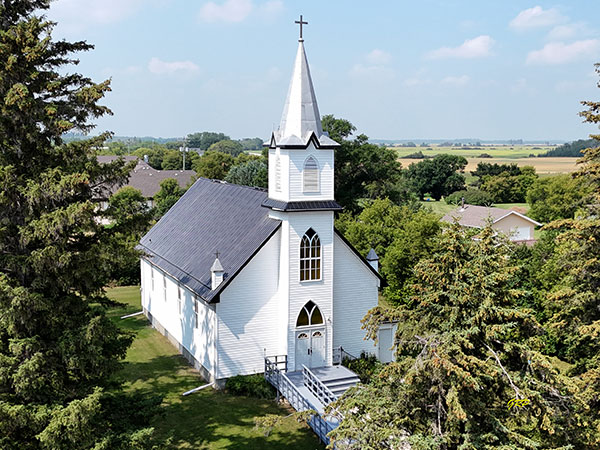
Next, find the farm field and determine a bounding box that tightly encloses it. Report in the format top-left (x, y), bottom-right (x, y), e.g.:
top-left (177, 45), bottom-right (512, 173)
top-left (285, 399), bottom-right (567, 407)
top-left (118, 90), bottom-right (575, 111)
top-left (393, 145), bottom-right (553, 158)
top-left (399, 156), bottom-right (578, 174)
top-left (107, 286), bottom-right (321, 450)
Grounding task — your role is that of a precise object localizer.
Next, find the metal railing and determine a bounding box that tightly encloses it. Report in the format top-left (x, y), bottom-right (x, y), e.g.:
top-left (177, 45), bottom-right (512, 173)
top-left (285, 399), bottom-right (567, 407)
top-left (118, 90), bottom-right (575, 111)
top-left (264, 357), bottom-right (335, 445)
top-left (302, 364), bottom-right (338, 405)
top-left (332, 346), bottom-right (358, 365)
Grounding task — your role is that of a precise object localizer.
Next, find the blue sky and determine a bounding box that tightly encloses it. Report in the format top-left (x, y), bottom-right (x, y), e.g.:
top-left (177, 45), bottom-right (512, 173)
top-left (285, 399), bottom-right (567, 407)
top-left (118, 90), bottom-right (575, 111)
top-left (46, 0), bottom-right (600, 141)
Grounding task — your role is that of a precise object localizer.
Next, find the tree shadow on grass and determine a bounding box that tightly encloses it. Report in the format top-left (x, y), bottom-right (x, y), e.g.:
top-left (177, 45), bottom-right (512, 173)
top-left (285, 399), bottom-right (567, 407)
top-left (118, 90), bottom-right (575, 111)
top-left (120, 354), bottom-right (323, 449)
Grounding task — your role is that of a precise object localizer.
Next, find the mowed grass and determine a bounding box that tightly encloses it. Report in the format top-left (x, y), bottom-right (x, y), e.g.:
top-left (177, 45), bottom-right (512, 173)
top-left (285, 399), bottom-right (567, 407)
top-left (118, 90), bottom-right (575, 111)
top-left (106, 286), bottom-right (322, 450)
top-left (421, 201), bottom-right (529, 216)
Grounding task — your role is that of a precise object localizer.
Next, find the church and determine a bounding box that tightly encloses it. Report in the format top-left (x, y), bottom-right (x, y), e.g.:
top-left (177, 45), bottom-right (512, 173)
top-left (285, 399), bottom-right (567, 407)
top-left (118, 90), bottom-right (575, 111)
top-left (138, 27), bottom-right (384, 385)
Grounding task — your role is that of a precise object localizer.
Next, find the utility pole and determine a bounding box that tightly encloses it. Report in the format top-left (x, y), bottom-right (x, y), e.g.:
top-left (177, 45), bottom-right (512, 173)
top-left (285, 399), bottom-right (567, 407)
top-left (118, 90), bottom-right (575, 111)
top-left (179, 137), bottom-right (189, 171)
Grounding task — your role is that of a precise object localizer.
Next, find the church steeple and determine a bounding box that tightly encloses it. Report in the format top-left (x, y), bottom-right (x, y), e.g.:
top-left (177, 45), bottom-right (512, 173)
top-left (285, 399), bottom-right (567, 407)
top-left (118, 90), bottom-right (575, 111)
top-left (265, 16), bottom-right (340, 206)
top-left (270, 21), bottom-right (338, 149)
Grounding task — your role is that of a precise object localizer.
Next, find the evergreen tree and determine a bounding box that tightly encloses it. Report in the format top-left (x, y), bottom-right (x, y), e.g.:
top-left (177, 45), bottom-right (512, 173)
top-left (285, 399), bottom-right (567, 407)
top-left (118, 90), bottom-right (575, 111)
top-left (329, 225), bottom-right (587, 449)
top-left (0, 1), bottom-right (160, 447)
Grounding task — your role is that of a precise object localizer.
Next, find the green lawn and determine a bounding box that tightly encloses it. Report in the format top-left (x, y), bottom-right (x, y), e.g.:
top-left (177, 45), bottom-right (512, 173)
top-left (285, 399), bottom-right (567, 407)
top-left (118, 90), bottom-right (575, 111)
top-left (420, 201), bottom-right (529, 216)
top-left (107, 286), bottom-right (322, 450)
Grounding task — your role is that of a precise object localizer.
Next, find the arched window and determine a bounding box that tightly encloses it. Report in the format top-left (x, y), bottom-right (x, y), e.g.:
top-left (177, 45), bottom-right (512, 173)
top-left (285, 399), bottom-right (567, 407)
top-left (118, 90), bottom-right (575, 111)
top-left (275, 155), bottom-right (281, 192)
top-left (300, 228), bottom-right (321, 281)
top-left (296, 301), bottom-right (324, 327)
top-left (303, 156), bottom-right (319, 193)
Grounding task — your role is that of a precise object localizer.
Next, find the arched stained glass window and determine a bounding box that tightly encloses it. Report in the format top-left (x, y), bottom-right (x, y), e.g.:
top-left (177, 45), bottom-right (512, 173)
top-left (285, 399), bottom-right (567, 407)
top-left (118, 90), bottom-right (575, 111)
top-left (303, 156), bottom-right (319, 193)
top-left (300, 228), bottom-right (321, 281)
top-left (296, 301), bottom-right (324, 327)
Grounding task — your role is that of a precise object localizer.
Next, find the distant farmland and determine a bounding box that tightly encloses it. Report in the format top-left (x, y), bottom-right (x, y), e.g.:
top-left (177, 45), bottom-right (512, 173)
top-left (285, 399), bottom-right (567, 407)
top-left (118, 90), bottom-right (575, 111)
top-left (393, 145), bottom-right (579, 174)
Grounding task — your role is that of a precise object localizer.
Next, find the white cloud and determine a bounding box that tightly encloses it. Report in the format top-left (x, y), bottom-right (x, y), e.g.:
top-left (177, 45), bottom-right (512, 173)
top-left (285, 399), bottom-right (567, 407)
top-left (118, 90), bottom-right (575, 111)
top-left (526, 39), bottom-right (600, 65)
top-left (199, 0), bottom-right (253, 23)
top-left (350, 64), bottom-right (395, 81)
top-left (148, 57), bottom-right (200, 75)
top-left (441, 75), bottom-right (470, 86)
top-left (366, 49), bottom-right (392, 65)
top-left (402, 77), bottom-right (431, 87)
top-left (258, 0), bottom-right (283, 18)
top-left (426, 35), bottom-right (494, 59)
top-left (197, 0), bottom-right (282, 23)
top-left (509, 6), bottom-right (564, 30)
top-left (546, 22), bottom-right (595, 41)
top-left (48, 0), bottom-right (142, 33)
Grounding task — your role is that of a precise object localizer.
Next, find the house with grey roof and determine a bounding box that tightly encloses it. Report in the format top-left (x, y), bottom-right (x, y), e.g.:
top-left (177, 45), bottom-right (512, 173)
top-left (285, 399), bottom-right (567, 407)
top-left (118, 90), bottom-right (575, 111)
top-left (138, 28), bottom-right (386, 418)
top-left (96, 155), bottom-right (195, 209)
top-left (442, 204), bottom-right (542, 243)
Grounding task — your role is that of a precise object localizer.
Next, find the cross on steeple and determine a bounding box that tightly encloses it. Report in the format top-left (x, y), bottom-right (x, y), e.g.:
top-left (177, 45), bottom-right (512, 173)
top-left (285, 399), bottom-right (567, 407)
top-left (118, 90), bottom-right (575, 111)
top-left (215, 250), bottom-right (220, 259)
top-left (295, 15), bottom-right (307, 41)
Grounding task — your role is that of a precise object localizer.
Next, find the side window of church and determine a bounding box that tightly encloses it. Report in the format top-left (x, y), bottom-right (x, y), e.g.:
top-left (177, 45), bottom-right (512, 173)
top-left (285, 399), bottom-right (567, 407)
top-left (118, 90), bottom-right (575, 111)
top-left (163, 275), bottom-right (167, 302)
top-left (300, 228), bottom-right (321, 281)
top-left (303, 156), bottom-right (319, 193)
top-left (193, 297), bottom-right (198, 329)
top-left (151, 268), bottom-right (154, 291)
top-left (177, 285), bottom-right (182, 314)
top-left (275, 155), bottom-right (281, 192)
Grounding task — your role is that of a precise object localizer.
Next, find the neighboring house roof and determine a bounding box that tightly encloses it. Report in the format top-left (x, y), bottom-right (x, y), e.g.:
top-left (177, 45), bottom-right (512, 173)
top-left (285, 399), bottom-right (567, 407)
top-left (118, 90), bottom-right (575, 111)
top-left (139, 178), bottom-right (383, 303)
top-left (441, 204), bottom-right (542, 228)
top-left (97, 156), bottom-right (196, 198)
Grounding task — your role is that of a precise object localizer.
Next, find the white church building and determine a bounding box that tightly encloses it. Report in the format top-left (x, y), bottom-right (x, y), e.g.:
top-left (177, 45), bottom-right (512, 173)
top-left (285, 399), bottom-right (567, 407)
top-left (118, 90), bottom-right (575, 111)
top-left (138, 30), bottom-right (384, 386)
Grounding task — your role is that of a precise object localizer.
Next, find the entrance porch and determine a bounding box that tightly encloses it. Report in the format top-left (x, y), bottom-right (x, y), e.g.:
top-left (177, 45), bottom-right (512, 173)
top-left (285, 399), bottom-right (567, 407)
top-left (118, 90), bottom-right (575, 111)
top-left (264, 354), bottom-right (360, 445)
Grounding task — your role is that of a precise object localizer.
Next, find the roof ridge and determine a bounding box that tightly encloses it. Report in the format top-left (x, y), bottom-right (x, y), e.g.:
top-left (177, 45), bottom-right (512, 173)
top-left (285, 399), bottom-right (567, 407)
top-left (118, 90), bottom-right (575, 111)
top-left (198, 177), bottom-right (268, 193)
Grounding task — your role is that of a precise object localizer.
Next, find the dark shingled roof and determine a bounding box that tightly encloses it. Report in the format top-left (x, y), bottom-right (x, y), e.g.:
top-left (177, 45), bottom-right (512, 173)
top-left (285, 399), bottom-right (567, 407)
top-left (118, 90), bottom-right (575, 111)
top-left (97, 156), bottom-right (196, 199)
top-left (261, 198), bottom-right (343, 212)
top-left (138, 179), bottom-right (281, 302)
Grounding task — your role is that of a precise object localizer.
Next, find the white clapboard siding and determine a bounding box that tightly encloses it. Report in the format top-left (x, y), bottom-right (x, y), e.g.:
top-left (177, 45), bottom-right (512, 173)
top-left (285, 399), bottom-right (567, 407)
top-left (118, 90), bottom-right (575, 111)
top-left (333, 233), bottom-right (380, 358)
top-left (141, 259), bottom-right (216, 376)
top-left (283, 211), bottom-right (335, 371)
top-left (216, 229), bottom-right (284, 379)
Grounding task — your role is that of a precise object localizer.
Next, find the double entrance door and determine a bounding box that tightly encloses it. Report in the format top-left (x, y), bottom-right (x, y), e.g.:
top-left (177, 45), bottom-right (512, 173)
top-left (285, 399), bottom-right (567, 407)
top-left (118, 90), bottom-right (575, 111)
top-left (295, 328), bottom-right (326, 370)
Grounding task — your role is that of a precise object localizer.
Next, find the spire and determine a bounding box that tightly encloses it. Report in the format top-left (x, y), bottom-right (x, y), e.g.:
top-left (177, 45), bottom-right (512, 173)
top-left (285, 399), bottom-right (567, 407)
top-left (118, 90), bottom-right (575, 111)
top-left (270, 22), bottom-right (339, 149)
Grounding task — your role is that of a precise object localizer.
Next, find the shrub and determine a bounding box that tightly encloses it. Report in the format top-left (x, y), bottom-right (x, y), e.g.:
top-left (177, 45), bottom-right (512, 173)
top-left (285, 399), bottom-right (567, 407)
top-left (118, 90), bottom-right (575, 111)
top-left (445, 189), bottom-right (494, 206)
top-left (225, 374), bottom-right (276, 399)
top-left (477, 153), bottom-right (492, 158)
top-left (343, 352), bottom-right (382, 383)
top-left (404, 151), bottom-right (426, 159)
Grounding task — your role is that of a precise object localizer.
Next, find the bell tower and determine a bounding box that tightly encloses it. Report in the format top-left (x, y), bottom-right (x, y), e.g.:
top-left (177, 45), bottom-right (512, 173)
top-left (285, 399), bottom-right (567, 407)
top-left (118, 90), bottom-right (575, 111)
top-left (263, 17), bottom-right (342, 371)
top-left (264, 17), bottom-right (340, 208)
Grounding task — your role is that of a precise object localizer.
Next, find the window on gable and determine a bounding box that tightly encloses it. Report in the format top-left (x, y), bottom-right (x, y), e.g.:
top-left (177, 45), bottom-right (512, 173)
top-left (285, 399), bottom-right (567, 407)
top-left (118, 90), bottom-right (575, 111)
top-left (303, 156), bottom-right (319, 193)
top-left (300, 228), bottom-right (321, 281)
top-left (296, 301), bottom-right (324, 327)
top-left (275, 155), bottom-right (281, 192)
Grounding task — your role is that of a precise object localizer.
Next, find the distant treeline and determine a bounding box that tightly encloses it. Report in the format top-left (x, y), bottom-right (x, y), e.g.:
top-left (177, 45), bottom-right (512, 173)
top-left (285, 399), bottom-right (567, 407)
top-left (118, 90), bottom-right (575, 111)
top-left (540, 138), bottom-right (599, 157)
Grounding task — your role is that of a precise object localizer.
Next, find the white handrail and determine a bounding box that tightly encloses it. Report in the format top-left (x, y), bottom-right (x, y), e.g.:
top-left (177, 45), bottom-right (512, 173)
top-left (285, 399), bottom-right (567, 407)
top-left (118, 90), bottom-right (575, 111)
top-left (302, 365), bottom-right (337, 405)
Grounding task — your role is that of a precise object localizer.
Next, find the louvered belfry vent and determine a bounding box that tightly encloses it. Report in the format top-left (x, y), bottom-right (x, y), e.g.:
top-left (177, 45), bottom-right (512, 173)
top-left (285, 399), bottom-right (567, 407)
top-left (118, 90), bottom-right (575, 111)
top-left (303, 156), bottom-right (319, 193)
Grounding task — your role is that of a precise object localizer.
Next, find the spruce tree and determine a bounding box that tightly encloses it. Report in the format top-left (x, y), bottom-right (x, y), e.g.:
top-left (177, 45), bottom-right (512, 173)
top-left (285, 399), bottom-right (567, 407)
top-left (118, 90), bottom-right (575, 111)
top-left (329, 225), bottom-right (587, 449)
top-left (0, 1), bottom-right (160, 447)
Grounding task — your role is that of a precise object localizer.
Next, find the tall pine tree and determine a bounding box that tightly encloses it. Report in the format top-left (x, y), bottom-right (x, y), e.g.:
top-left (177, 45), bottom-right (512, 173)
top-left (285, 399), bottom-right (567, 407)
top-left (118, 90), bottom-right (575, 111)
top-left (0, 1), bottom-right (160, 448)
top-left (329, 225), bottom-right (588, 449)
